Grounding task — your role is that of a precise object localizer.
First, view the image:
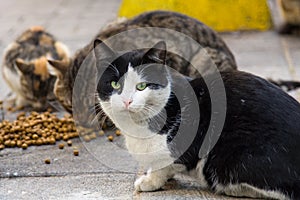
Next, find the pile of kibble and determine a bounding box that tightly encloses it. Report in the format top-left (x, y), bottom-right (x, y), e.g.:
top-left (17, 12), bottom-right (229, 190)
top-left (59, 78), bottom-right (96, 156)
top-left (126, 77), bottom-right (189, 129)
top-left (0, 111), bottom-right (122, 150)
top-left (0, 111), bottom-right (79, 150)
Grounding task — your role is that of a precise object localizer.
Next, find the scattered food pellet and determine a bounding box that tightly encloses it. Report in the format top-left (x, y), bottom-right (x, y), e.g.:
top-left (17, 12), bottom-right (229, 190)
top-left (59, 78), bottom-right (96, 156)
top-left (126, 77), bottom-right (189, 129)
top-left (83, 135), bottom-right (91, 142)
top-left (0, 144), bottom-right (4, 150)
top-left (89, 132), bottom-right (97, 140)
top-left (21, 143), bottom-right (28, 150)
top-left (107, 135), bottom-right (114, 142)
top-left (67, 140), bottom-right (72, 146)
top-left (98, 130), bottom-right (105, 136)
top-left (73, 149), bottom-right (79, 156)
top-left (115, 129), bottom-right (121, 136)
top-left (44, 159), bottom-right (51, 164)
top-left (58, 143), bottom-right (64, 149)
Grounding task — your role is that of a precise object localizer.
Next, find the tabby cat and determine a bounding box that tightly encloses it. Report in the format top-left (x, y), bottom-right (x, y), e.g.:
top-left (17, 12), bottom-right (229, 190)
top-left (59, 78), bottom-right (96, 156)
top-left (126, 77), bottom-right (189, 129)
top-left (94, 39), bottom-right (300, 200)
top-left (2, 26), bottom-right (70, 110)
top-left (48, 11), bottom-right (237, 114)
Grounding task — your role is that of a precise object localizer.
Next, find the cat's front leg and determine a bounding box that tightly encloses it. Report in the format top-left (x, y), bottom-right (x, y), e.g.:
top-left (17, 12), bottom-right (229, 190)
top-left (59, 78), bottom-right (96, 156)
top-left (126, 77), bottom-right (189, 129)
top-left (15, 95), bottom-right (28, 107)
top-left (134, 168), bottom-right (168, 192)
top-left (5, 95), bottom-right (28, 111)
top-left (134, 164), bottom-right (185, 192)
top-left (14, 95), bottom-right (29, 110)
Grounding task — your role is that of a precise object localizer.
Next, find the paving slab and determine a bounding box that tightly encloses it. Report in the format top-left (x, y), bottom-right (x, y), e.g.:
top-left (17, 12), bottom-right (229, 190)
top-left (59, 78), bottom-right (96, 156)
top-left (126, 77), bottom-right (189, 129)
top-left (0, 136), bottom-right (137, 178)
top-left (221, 31), bottom-right (294, 80)
top-left (0, 173), bottom-right (135, 200)
top-left (136, 176), bottom-right (250, 200)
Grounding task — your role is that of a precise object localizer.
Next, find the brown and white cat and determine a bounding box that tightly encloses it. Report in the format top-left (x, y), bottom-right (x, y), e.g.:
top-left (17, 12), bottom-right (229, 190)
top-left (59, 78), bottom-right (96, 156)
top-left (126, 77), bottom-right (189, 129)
top-left (2, 26), bottom-right (70, 111)
top-left (48, 10), bottom-right (237, 114)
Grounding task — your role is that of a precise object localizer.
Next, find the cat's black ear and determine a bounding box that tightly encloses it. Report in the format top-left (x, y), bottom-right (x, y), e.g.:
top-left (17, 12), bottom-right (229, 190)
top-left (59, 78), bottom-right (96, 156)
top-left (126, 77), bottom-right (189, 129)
top-left (93, 39), bottom-right (115, 60)
top-left (15, 59), bottom-right (33, 74)
top-left (142, 41), bottom-right (167, 64)
top-left (47, 59), bottom-right (70, 75)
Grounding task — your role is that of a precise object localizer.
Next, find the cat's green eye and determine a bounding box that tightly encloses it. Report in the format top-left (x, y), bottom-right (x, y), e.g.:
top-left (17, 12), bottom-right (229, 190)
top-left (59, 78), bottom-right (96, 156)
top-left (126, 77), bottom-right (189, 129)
top-left (111, 81), bottom-right (121, 89)
top-left (136, 82), bottom-right (147, 91)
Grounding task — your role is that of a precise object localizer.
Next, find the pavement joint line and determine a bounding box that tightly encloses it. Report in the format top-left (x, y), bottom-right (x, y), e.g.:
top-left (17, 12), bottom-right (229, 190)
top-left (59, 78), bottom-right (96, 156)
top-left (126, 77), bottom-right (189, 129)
top-left (0, 171), bottom-right (135, 179)
top-left (240, 65), bottom-right (292, 68)
top-left (281, 37), bottom-right (297, 78)
top-left (280, 37), bottom-right (300, 100)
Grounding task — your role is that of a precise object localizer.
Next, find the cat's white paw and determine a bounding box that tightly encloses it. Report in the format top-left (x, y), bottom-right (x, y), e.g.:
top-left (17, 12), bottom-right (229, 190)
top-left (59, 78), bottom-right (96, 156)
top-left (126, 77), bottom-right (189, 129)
top-left (134, 175), bottom-right (164, 192)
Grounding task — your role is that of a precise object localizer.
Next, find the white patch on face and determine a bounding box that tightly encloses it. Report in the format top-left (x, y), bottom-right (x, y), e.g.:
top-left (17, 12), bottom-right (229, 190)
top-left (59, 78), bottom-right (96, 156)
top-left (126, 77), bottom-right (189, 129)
top-left (119, 63), bottom-right (144, 112)
top-left (100, 62), bottom-right (171, 135)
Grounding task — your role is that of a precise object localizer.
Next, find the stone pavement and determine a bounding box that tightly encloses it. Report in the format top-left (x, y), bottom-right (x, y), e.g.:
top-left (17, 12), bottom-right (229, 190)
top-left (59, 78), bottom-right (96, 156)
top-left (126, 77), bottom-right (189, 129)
top-left (0, 1), bottom-right (300, 200)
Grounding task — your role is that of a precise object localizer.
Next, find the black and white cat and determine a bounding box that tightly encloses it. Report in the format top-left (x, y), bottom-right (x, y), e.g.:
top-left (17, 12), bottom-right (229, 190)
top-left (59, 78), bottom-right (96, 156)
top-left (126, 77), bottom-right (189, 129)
top-left (94, 39), bottom-right (300, 200)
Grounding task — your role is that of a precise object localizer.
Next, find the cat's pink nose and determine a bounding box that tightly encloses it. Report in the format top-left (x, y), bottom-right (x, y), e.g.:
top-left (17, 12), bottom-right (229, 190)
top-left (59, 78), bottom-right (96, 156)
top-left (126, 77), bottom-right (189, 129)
top-left (123, 99), bottom-right (132, 109)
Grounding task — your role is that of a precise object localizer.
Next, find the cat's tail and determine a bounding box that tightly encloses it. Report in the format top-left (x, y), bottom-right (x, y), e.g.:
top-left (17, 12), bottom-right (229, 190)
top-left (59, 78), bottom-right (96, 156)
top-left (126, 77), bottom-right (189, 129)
top-left (268, 79), bottom-right (300, 91)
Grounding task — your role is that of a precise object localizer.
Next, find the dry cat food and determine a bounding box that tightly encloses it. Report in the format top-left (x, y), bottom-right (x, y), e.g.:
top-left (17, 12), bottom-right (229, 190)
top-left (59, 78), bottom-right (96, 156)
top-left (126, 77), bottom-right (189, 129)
top-left (107, 135), bottom-right (114, 142)
top-left (99, 130), bottom-right (105, 136)
top-left (77, 126), bottom-right (108, 142)
top-left (0, 111), bottom-right (79, 150)
top-left (73, 149), bottom-right (79, 156)
top-left (0, 107), bottom-right (121, 151)
top-left (115, 129), bottom-right (121, 136)
top-left (58, 143), bottom-right (64, 149)
top-left (44, 158), bottom-right (51, 164)
top-left (67, 140), bottom-right (72, 146)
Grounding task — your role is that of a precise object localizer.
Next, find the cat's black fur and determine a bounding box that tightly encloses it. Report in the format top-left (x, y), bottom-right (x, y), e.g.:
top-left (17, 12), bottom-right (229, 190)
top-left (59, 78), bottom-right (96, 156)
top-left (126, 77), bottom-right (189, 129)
top-left (189, 72), bottom-right (300, 198)
top-left (206, 72), bottom-right (300, 191)
top-left (96, 41), bottom-right (300, 199)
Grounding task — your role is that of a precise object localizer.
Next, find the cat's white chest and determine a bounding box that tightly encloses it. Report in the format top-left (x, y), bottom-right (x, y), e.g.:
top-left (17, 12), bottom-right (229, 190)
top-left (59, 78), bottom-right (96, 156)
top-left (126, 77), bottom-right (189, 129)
top-left (124, 131), bottom-right (167, 154)
top-left (123, 128), bottom-right (174, 169)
